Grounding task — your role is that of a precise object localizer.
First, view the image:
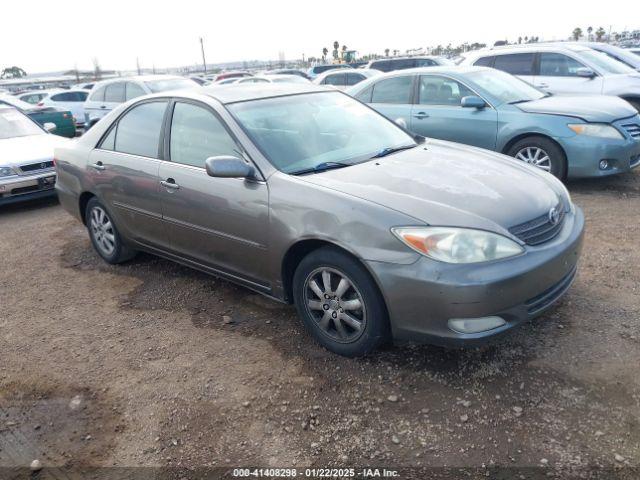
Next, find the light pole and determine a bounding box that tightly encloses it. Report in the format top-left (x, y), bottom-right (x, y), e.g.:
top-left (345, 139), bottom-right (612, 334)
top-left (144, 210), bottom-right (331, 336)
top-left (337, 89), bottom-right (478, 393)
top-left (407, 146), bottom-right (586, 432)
top-left (200, 37), bottom-right (207, 74)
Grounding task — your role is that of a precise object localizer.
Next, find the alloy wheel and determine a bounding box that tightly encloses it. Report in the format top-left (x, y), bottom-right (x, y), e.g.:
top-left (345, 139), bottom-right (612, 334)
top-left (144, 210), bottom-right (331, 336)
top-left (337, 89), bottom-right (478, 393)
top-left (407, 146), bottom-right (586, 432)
top-left (515, 146), bottom-right (551, 172)
top-left (89, 206), bottom-right (116, 256)
top-left (303, 267), bottom-right (367, 343)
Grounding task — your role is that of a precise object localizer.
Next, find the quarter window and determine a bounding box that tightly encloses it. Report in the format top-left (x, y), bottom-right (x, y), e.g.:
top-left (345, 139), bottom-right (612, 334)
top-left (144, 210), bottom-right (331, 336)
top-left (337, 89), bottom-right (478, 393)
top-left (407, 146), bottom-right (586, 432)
top-left (89, 86), bottom-right (106, 102)
top-left (493, 53), bottom-right (535, 75)
top-left (169, 102), bottom-right (239, 168)
top-left (355, 86), bottom-right (373, 103)
top-left (539, 53), bottom-right (586, 77)
top-left (371, 76), bottom-right (413, 104)
top-left (474, 56), bottom-right (494, 67)
top-left (112, 101), bottom-right (167, 157)
top-left (324, 74), bottom-right (345, 86)
top-left (346, 73), bottom-right (366, 86)
top-left (418, 76), bottom-right (475, 106)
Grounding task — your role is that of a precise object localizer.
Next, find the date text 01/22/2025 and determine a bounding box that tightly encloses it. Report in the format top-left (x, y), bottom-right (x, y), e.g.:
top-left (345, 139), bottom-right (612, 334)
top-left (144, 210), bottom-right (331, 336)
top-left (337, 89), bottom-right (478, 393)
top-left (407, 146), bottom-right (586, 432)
top-left (232, 468), bottom-right (400, 477)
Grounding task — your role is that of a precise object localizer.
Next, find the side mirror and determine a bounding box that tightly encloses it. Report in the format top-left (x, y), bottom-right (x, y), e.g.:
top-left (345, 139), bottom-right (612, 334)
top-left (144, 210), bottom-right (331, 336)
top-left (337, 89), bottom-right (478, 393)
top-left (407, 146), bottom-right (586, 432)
top-left (205, 156), bottom-right (255, 179)
top-left (576, 68), bottom-right (596, 79)
top-left (43, 122), bottom-right (57, 133)
top-left (461, 96), bottom-right (486, 109)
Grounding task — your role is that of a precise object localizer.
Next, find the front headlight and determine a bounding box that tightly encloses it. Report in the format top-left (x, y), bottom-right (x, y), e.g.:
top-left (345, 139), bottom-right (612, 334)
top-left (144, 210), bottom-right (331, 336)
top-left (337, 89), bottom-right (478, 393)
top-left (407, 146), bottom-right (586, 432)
top-left (392, 227), bottom-right (524, 264)
top-left (0, 166), bottom-right (17, 177)
top-left (568, 123), bottom-right (623, 140)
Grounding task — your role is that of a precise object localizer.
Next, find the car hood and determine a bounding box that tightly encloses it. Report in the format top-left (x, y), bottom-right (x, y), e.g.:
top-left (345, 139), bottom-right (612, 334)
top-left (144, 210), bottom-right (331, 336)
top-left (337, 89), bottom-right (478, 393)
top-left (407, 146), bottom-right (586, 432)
top-left (298, 140), bottom-right (566, 236)
top-left (516, 95), bottom-right (637, 122)
top-left (0, 134), bottom-right (69, 167)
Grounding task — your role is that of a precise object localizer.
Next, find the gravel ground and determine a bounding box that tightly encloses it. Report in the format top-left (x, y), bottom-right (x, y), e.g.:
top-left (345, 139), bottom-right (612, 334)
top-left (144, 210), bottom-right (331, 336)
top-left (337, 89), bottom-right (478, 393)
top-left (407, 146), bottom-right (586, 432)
top-left (0, 171), bottom-right (639, 480)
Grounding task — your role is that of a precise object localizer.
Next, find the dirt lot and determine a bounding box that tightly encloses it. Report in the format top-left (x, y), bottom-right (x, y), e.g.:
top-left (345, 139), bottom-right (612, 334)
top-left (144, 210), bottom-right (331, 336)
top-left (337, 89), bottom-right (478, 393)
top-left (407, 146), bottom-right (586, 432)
top-left (0, 171), bottom-right (639, 480)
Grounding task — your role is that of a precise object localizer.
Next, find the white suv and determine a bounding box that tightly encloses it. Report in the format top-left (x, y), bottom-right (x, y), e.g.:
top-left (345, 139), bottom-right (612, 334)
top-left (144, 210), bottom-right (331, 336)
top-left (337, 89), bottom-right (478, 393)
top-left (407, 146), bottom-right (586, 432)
top-left (84, 75), bottom-right (199, 128)
top-left (461, 44), bottom-right (640, 110)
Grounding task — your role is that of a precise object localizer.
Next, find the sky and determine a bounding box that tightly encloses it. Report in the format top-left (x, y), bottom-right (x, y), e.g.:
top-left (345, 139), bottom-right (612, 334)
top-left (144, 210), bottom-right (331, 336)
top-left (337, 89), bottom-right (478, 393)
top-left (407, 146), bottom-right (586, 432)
top-left (1, 0), bottom-right (636, 74)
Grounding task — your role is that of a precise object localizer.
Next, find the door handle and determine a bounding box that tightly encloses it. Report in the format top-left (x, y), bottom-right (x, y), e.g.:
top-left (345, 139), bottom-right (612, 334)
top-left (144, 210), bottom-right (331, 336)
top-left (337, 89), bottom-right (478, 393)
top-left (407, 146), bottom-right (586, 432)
top-left (90, 161), bottom-right (105, 171)
top-left (413, 112), bottom-right (429, 119)
top-left (100, 105), bottom-right (107, 109)
top-left (160, 179), bottom-right (180, 190)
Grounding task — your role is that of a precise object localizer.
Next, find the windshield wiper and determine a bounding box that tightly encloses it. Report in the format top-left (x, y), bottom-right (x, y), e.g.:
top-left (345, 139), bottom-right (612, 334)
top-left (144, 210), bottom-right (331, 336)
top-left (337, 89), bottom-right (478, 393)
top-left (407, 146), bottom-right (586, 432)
top-left (508, 99), bottom-right (531, 105)
top-left (290, 162), bottom-right (351, 176)
top-left (371, 144), bottom-right (417, 159)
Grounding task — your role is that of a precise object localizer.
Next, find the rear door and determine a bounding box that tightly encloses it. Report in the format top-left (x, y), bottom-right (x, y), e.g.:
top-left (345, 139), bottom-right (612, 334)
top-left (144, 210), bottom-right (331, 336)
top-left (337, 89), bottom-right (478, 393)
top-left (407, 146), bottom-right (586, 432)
top-left (89, 100), bottom-right (170, 249)
top-left (158, 100), bottom-right (269, 285)
top-left (410, 75), bottom-right (497, 150)
top-left (533, 52), bottom-right (604, 94)
top-left (85, 82), bottom-right (125, 125)
top-left (492, 53), bottom-right (536, 85)
top-left (367, 75), bottom-right (415, 128)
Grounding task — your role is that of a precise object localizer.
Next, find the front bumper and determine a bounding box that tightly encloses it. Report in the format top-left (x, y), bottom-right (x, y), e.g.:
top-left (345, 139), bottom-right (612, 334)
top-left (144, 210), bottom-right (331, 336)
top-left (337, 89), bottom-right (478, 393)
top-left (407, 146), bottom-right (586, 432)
top-left (367, 207), bottom-right (585, 347)
top-left (561, 130), bottom-right (640, 178)
top-left (0, 170), bottom-right (57, 206)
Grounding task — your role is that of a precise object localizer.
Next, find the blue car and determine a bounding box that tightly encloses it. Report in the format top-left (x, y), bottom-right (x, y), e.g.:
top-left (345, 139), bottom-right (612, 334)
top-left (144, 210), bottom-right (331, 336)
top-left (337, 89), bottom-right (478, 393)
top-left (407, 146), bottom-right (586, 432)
top-left (346, 66), bottom-right (640, 179)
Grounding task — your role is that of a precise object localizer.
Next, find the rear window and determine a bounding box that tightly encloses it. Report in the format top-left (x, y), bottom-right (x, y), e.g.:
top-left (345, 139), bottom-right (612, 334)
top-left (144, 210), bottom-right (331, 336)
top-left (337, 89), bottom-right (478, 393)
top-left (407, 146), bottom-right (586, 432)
top-left (493, 53), bottom-right (535, 75)
top-left (104, 83), bottom-right (125, 103)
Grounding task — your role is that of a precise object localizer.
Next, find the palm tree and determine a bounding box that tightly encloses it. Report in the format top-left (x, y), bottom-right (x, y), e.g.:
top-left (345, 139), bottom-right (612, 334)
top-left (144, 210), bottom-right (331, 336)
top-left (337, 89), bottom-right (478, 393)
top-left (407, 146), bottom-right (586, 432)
top-left (518, 36), bottom-right (523, 44)
top-left (587, 26), bottom-right (593, 41)
top-left (332, 41), bottom-right (339, 61)
top-left (524, 36), bottom-right (529, 43)
top-left (393, 49), bottom-right (399, 56)
top-left (322, 47), bottom-right (328, 62)
top-left (572, 27), bottom-right (583, 41)
top-left (384, 48), bottom-right (390, 57)
top-left (595, 27), bottom-right (606, 42)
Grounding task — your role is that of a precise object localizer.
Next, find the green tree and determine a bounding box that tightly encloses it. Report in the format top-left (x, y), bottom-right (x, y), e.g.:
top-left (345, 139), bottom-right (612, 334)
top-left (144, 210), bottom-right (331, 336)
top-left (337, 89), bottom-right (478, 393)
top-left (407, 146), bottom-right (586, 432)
top-left (1, 66), bottom-right (27, 79)
top-left (322, 47), bottom-right (328, 62)
top-left (587, 26), bottom-right (593, 40)
top-left (332, 41), bottom-right (339, 60)
top-left (595, 27), bottom-right (606, 41)
top-left (384, 48), bottom-right (390, 57)
top-left (518, 36), bottom-right (523, 44)
top-left (572, 27), bottom-right (583, 41)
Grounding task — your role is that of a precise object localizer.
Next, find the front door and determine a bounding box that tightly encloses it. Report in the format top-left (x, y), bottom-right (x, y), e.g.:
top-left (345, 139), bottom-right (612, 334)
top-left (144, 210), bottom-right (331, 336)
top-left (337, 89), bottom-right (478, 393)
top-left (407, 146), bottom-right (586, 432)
top-left (410, 75), bottom-right (498, 150)
top-left (368, 75), bottom-right (415, 130)
top-left (533, 52), bottom-right (604, 94)
top-left (158, 101), bottom-right (269, 286)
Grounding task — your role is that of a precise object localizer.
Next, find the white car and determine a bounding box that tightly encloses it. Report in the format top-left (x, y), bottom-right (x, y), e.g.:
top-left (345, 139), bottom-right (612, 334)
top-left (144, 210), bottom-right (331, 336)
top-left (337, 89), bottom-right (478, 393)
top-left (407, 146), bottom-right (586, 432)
top-left (313, 68), bottom-right (381, 90)
top-left (40, 89), bottom-right (90, 129)
top-left (0, 106), bottom-right (68, 205)
top-left (233, 74), bottom-right (310, 85)
top-left (17, 90), bottom-right (60, 105)
top-left (84, 75), bottom-right (199, 128)
top-left (461, 44), bottom-right (640, 110)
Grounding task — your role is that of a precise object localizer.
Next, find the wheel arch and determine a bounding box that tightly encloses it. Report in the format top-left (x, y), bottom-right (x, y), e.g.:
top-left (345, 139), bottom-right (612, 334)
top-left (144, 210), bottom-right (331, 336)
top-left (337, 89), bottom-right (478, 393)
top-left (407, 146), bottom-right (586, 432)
top-left (280, 238), bottom-right (388, 312)
top-left (78, 191), bottom-right (96, 225)
top-left (501, 132), bottom-right (567, 158)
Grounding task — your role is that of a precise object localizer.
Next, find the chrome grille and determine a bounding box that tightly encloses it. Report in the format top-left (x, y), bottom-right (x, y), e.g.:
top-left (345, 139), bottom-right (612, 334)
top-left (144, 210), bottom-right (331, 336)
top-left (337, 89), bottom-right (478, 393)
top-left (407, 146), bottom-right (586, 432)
top-left (509, 204), bottom-right (565, 246)
top-left (621, 123), bottom-right (640, 139)
top-left (18, 161), bottom-right (54, 174)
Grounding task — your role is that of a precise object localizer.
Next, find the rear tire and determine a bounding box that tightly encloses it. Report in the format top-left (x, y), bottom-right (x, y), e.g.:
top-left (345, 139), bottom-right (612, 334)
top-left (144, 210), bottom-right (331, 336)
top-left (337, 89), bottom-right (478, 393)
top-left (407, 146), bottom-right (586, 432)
top-left (85, 197), bottom-right (136, 264)
top-left (507, 136), bottom-right (567, 180)
top-left (292, 247), bottom-right (389, 357)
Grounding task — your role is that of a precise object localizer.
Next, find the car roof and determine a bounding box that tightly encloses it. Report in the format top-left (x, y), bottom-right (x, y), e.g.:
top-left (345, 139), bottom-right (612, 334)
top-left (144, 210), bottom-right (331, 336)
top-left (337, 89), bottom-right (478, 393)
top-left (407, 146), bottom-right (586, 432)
top-left (92, 75), bottom-right (184, 87)
top-left (375, 65), bottom-right (489, 77)
top-left (466, 43), bottom-right (592, 58)
top-left (200, 83), bottom-right (329, 104)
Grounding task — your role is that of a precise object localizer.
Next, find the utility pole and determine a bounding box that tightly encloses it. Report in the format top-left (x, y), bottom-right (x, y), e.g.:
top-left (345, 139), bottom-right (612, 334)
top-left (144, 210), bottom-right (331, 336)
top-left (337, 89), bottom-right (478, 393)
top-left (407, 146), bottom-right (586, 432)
top-left (136, 57), bottom-right (141, 75)
top-left (200, 37), bottom-right (207, 74)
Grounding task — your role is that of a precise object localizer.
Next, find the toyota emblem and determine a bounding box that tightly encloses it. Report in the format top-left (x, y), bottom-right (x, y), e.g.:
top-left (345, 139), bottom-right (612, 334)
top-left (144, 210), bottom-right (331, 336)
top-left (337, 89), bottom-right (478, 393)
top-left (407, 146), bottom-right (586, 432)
top-left (548, 207), bottom-right (560, 225)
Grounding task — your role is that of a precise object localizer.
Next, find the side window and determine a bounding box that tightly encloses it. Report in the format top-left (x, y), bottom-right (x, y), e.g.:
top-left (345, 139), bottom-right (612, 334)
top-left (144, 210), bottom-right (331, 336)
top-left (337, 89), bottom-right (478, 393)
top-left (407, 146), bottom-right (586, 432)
top-left (539, 53), bottom-right (586, 77)
top-left (415, 58), bottom-right (436, 67)
top-left (493, 53), bottom-right (535, 75)
top-left (419, 76), bottom-right (475, 106)
top-left (355, 85), bottom-right (373, 103)
top-left (346, 73), bottom-right (365, 86)
top-left (89, 86), bottom-right (106, 102)
top-left (474, 56), bottom-right (494, 67)
top-left (125, 82), bottom-right (146, 101)
top-left (169, 102), bottom-right (239, 168)
top-left (371, 60), bottom-right (391, 72)
top-left (76, 91), bottom-right (88, 101)
top-left (104, 83), bottom-right (125, 103)
top-left (371, 76), bottom-right (413, 104)
top-left (324, 74), bottom-right (345, 86)
top-left (113, 101), bottom-right (167, 157)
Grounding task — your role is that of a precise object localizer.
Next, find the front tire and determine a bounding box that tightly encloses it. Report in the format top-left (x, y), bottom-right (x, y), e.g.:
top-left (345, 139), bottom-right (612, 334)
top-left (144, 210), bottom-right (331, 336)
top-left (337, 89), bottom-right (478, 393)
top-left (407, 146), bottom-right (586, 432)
top-left (292, 247), bottom-right (389, 357)
top-left (85, 197), bottom-right (136, 264)
top-left (507, 136), bottom-right (567, 180)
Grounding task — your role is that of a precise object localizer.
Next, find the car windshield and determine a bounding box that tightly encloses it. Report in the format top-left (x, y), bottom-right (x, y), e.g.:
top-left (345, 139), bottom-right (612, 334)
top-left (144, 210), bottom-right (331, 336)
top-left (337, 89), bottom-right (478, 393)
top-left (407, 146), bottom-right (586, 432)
top-left (144, 78), bottom-right (198, 93)
top-left (577, 50), bottom-right (635, 74)
top-left (467, 69), bottom-right (546, 104)
top-left (0, 109), bottom-right (43, 139)
top-left (228, 91), bottom-right (416, 174)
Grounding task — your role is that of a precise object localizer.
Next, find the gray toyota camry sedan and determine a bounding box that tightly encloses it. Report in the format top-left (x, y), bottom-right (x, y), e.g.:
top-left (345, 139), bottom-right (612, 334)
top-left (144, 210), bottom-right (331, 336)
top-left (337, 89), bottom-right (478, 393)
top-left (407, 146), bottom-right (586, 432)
top-left (55, 84), bottom-right (584, 357)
